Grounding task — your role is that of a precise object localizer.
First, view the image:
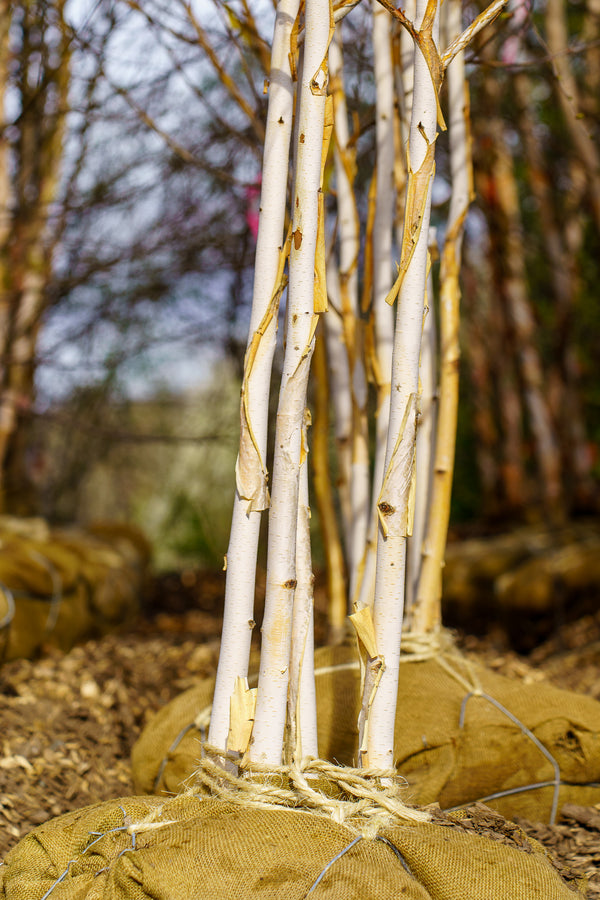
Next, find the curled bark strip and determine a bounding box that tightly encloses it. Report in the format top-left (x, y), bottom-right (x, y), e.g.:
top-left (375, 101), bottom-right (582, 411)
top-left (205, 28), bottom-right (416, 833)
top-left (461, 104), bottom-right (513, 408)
top-left (314, 96), bottom-right (334, 313)
top-left (227, 677), bottom-right (257, 753)
top-left (236, 230), bottom-right (292, 512)
top-left (309, 0), bottom-right (334, 96)
top-left (385, 140), bottom-right (437, 308)
top-left (376, 393), bottom-right (417, 538)
top-left (441, 0), bottom-right (509, 68)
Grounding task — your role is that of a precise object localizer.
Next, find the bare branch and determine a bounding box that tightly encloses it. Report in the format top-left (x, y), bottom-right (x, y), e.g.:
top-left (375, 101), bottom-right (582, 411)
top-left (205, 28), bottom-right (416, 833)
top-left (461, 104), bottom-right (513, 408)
top-left (441, 0), bottom-right (509, 68)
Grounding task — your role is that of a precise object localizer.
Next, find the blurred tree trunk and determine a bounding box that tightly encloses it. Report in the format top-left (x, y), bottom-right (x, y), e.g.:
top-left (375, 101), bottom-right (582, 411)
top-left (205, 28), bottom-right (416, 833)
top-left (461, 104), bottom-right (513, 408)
top-left (472, 156), bottom-right (527, 514)
top-left (513, 72), bottom-right (595, 511)
top-left (461, 254), bottom-right (503, 515)
top-left (474, 64), bottom-right (563, 517)
top-left (0, 1), bottom-right (70, 514)
top-left (545, 0), bottom-right (600, 233)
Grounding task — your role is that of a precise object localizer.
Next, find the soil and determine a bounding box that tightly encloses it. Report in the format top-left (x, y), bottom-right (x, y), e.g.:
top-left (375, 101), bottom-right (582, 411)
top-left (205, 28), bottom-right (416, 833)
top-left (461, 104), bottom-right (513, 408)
top-left (2, 566), bottom-right (600, 897)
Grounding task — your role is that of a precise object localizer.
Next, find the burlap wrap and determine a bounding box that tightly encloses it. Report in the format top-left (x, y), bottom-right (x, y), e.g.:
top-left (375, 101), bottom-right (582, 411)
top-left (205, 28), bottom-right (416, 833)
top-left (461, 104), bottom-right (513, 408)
top-left (132, 645), bottom-right (600, 822)
top-left (0, 794), bottom-right (582, 899)
top-left (0, 519), bottom-right (150, 662)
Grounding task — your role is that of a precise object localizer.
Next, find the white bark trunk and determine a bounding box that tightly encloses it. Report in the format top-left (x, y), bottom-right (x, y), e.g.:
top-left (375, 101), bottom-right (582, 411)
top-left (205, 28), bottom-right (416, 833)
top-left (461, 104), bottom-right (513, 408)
top-left (323, 256), bottom-right (353, 559)
top-left (329, 29), bottom-right (370, 602)
top-left (287, 439), bottom-right (318, 762)
top-left (365, 0), bottom-right (440, 768)
top-left (355, 0), bottom-right (395, 615)
top-left (250, 0), bottom-right (330, 766)
top-left (208, 0), bottom-right (300, 754)
top-left (406, 240), bottom-right (437, 616)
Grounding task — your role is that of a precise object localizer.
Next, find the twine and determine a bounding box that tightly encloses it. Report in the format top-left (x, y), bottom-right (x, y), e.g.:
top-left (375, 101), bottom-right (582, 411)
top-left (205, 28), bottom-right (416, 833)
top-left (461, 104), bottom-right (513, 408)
top-left (151, 633), bottom-right (568, 830)
top-left (399, 626), bottom-right (455, 662)
top-left (187, 747), bottom-right (429, 836)
top-left (151, 637), bottom-right (474, 795)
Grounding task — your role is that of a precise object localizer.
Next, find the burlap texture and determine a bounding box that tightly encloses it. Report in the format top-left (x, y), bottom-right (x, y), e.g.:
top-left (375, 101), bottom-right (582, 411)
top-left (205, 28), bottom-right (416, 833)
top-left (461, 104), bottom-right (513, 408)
top-left (132, 645), bottom-right (600, 822)
top-left (0, 794), bottom-right (581, 899)
top-left (0, 519), bottom-right (148, 661)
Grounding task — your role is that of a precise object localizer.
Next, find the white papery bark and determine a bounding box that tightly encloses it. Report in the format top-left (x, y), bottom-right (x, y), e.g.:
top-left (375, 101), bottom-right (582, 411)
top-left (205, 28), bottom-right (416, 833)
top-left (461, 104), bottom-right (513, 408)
top-left (208, 0), bottom-right (300, 754)
top-left (250, 0), bottom-right (330, 766)
top-left (323, 255), bottom-right (353, 556)
top-left (405, 238), bottom-right (437, 616)
top-left (355, 0), bottom-right (396, 615)
top-left (326, 42), bottom-right (354, 544)
top-left (366, 0), bottom-right (440, 768)
top-left (329, 29), bottom-right (370, 602)
top-left (324, 257), bottom-right (352, 453)
top-left (287, 438), bottom-right (318, 762)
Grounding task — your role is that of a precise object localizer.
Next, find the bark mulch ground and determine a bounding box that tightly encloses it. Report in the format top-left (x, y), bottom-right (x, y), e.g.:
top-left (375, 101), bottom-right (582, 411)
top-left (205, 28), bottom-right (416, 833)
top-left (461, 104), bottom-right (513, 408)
top-left (1, 568), bottom-right (600, 897)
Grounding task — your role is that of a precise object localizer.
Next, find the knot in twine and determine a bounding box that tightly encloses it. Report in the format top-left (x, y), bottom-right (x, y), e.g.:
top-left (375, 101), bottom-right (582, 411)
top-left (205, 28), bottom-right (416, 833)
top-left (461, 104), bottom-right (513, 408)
top-left (188, 749), bottom-right (429, 837)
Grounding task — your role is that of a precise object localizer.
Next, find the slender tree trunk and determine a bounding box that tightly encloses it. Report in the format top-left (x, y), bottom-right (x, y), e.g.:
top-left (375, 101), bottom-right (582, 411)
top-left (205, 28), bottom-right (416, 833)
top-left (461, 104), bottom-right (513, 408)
top-left (324, 31), bottom-right (352, 558)
top-left (355, 0), bottom-right (396, 616)
top-left (250, 0), bottom-right (330, 766)
top-left (0, 1), bottom-right (70, 515)
top-left (209, 0), bottom-right (300, 754)
top-left (362, 0), bottom-right (440, 769)
top-left (329, 28), bottom-right (370, 605)
top-left (492, 134), bottom-right (562, 513)
top-left (405, 242), bottom-right (436, 619)
top-left (581, 0), bottom-right (600, 118)
top-left (546, 0), bottom-right (600, 233)
top-left (413, 0), bottom-right (470, 631)
top-left (513, 71), bottom-right (595, 510)
top-left (287, 415), bottom-right (318, 762)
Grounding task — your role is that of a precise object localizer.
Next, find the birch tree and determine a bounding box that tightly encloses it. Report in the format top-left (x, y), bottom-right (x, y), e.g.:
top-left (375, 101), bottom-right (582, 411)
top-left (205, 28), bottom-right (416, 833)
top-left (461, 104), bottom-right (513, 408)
top-left (208, 0), bottom-right (300, 755)
top-left (357, 0), bottom-right (440, 769)
top-left (412, 0), bottom-right (471, 633)
top-left (354, 0), bottom-right (396, 617)
top-left (248, 0), bottom-right (331, 767)
top-left (203, 0), bottom-right (527, 774)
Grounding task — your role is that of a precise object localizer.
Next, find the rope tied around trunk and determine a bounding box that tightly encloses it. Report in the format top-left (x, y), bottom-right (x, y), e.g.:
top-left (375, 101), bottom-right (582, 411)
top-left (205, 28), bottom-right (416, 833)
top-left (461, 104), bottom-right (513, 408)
top-left (186, 748), bottom-right (430, 837)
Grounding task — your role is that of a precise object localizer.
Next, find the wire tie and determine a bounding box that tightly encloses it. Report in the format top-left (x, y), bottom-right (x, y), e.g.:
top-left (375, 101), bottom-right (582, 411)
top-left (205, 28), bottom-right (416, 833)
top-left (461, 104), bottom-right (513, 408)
top-left (153, 723), bottom-right (198, 792)
top-left (374, 835), bottom-right (414, 875)
top-left (305, 835), bottom-right (363, 895)
top-left (459, 690), bottom-right (561, 824)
